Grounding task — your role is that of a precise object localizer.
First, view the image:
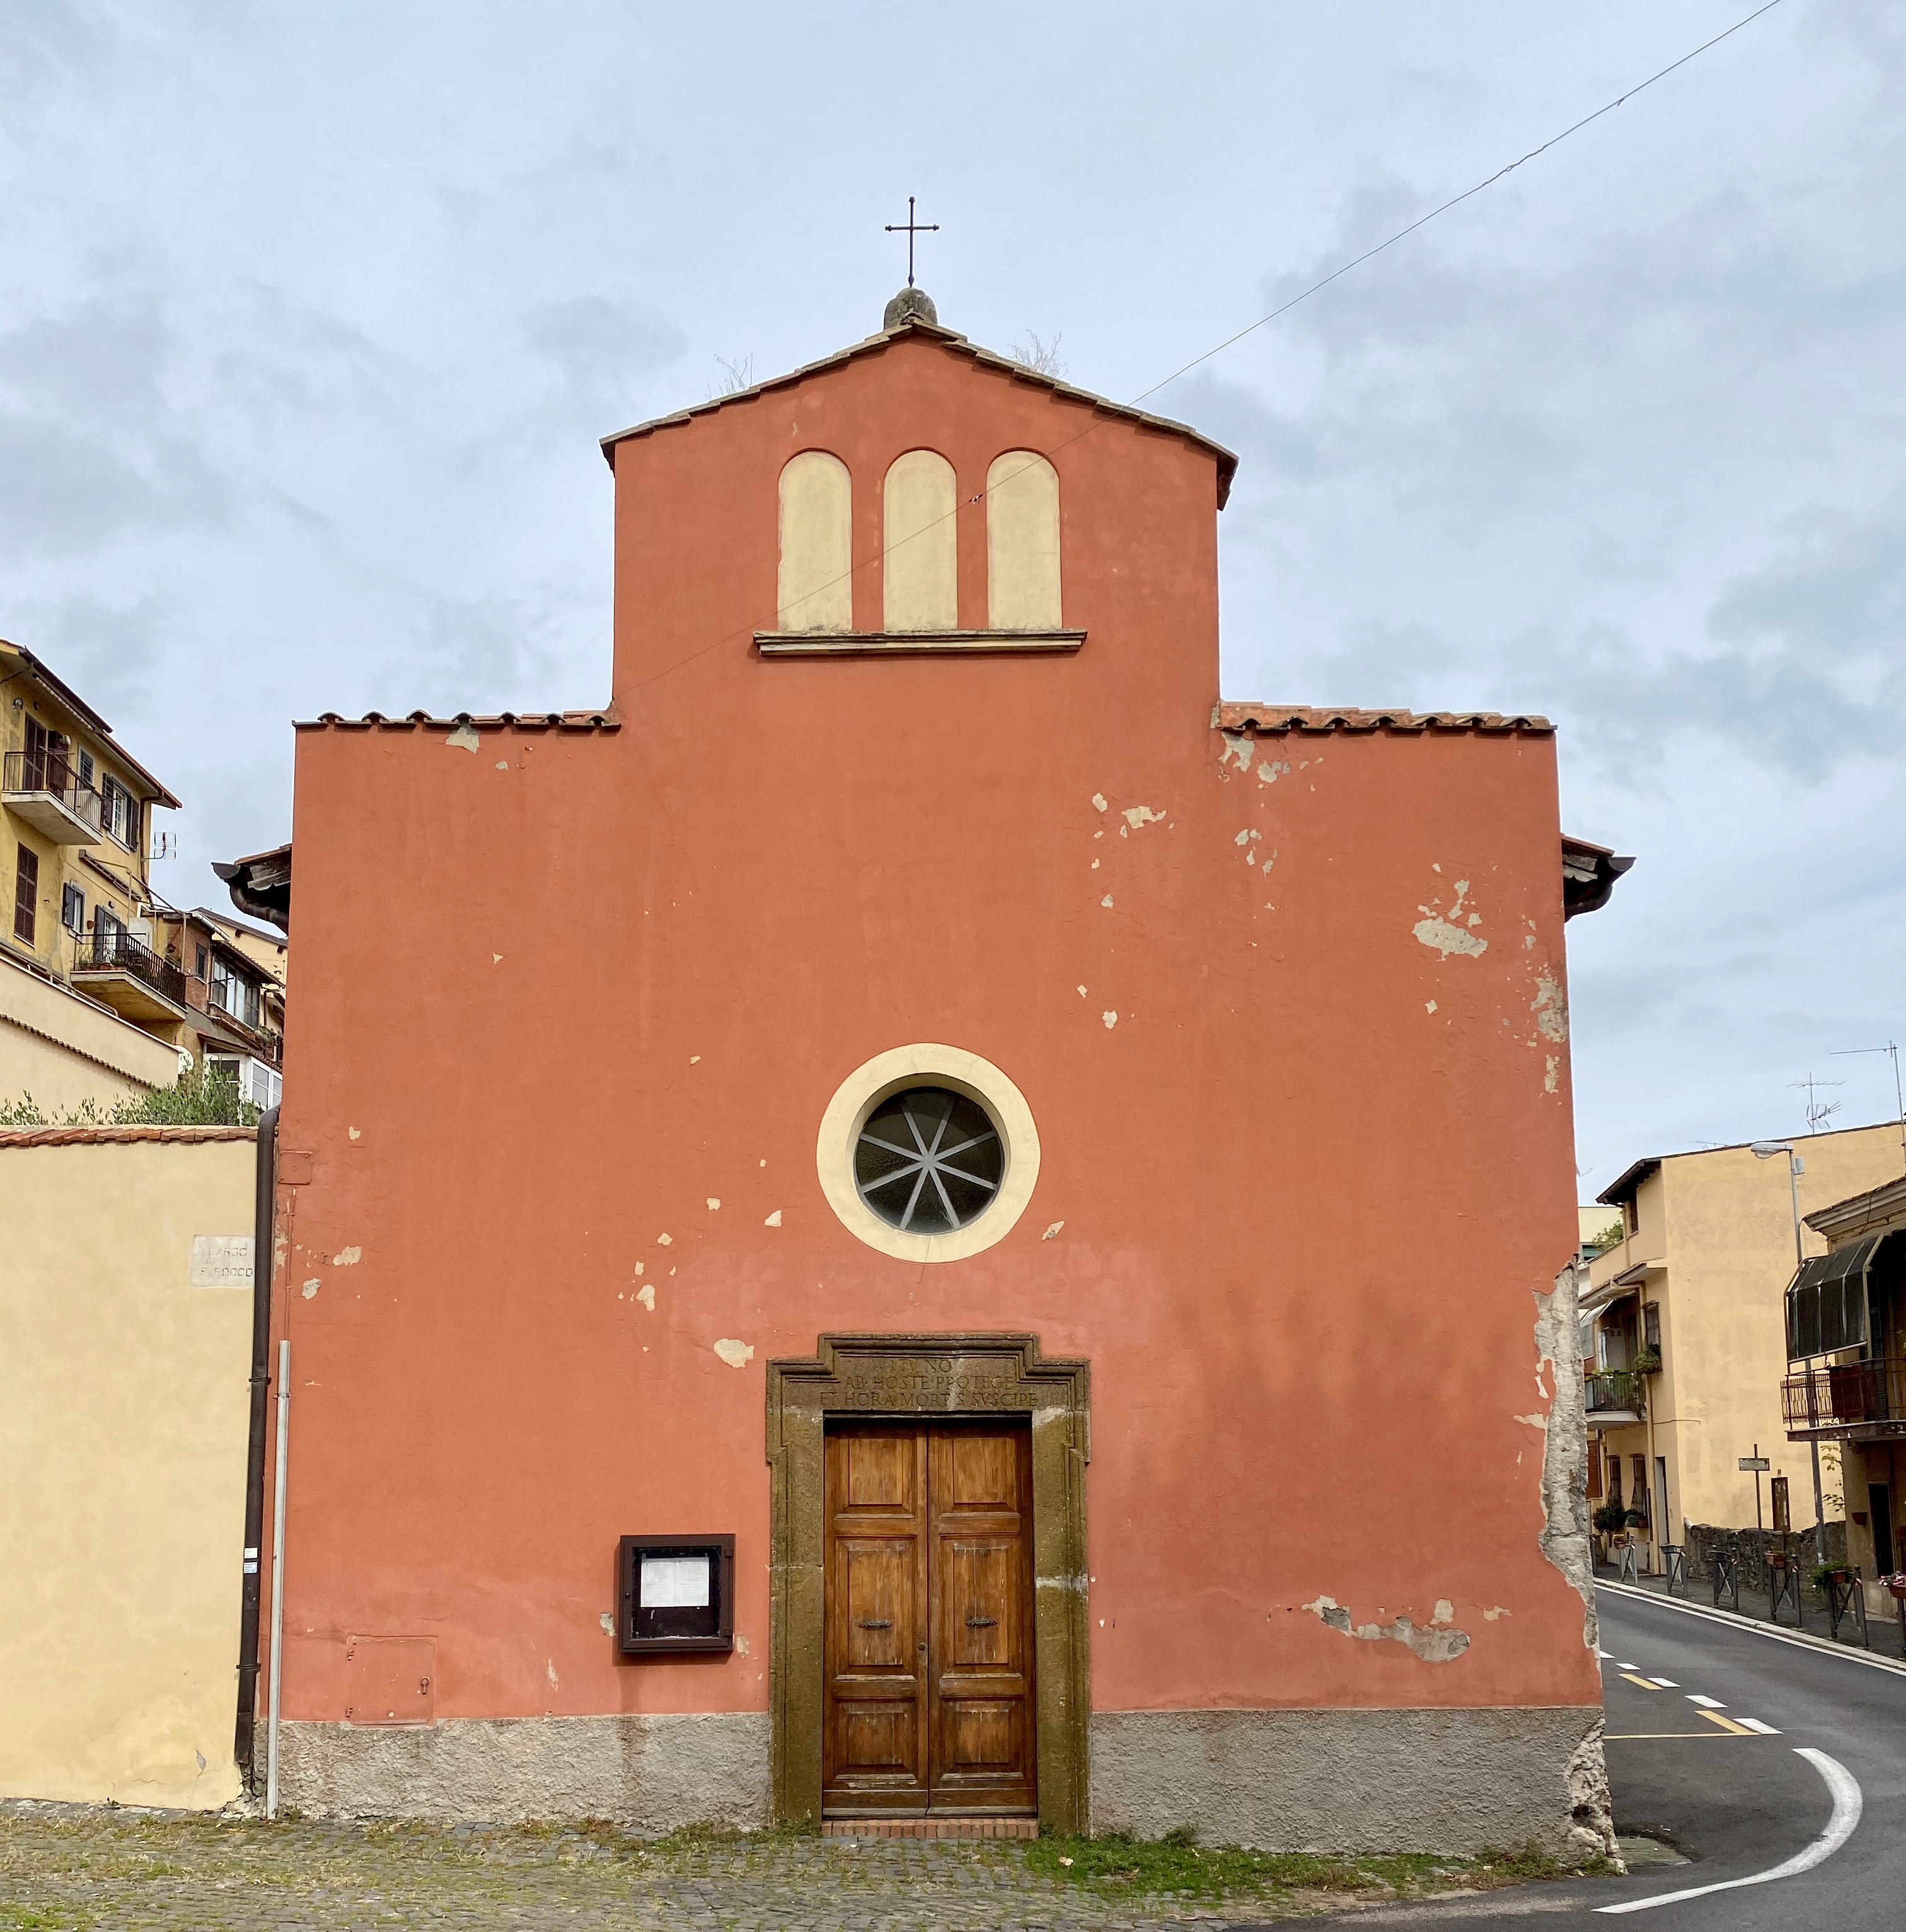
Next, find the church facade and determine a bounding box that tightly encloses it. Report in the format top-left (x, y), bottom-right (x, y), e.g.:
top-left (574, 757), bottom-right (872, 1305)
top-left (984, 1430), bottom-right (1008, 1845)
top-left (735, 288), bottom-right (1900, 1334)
top-left (266, 290), bottom-right (1618, 1852)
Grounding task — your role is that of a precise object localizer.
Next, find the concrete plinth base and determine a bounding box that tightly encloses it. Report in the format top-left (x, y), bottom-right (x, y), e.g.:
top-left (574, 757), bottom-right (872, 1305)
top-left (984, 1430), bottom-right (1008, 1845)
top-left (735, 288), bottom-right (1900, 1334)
top-left (276, 1712), bottom-right (770, 1829)
top-left (1089, 1706), bottom-right (1608, 1854)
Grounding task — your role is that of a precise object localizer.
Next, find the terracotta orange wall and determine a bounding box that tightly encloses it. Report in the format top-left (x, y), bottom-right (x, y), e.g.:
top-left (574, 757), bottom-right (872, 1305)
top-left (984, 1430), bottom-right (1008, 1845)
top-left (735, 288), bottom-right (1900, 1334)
top-left (272, 333), bottom-right (1598, 1729)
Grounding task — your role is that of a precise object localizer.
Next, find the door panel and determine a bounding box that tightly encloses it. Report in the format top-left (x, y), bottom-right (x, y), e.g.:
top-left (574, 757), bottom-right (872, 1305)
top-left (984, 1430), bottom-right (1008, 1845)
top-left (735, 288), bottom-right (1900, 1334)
top-left (823, 1425), bottom-right (928, 1810)
top-left (824, 1418), bottom-right (1036, 1817)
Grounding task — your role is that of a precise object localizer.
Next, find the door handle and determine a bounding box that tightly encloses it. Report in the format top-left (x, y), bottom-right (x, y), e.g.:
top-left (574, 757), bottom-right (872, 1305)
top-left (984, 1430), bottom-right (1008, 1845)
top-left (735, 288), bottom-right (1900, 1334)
top-left (966, 1616), bottom-right (997, 1628)
top-left (857, 1619), bottom-right (892, 1630)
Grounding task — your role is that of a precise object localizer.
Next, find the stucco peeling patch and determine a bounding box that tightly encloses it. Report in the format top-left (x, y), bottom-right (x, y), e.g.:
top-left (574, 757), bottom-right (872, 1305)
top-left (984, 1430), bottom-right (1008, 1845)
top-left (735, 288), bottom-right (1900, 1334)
top-left (764, 1209), bottom-right (782, 1227)
top-left (301, 1279), bottom-right (320, 1300)
top-left (332, 1245), bottom-right (362, 1266)
top-left (1091, 793), bottom-right (1108, 812)
top-left (713, 1338), bottom-right (753, 1369)
top-left (1545, 1055), bottom-right (1559, 1094)
top-left (1414, 878), bottom-right (1488, 959)
top-left (1122, 806), bottom-right (1167, 834)
top-left (1042, 1221), bottom-right (1065, 1239)
top-left (1299, 1595), bottom-right (1471, 1662)
top-left (1532, 973), bottom-right (1568, 1043)
top-left (1533, 1257), bottom-right (1622, 1865)
top-left (636, 1284), bottom-right (655, 1311)
top-left (446, 723), bottom-right (480, 752)
top-left (1220, 733), bottom-right (1253, 773)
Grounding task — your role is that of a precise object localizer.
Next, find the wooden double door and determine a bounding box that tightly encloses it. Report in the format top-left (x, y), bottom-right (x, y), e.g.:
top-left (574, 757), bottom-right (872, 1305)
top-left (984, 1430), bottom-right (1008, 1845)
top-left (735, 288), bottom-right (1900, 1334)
top-left (823, 1419), bottom-right (1036, 1818)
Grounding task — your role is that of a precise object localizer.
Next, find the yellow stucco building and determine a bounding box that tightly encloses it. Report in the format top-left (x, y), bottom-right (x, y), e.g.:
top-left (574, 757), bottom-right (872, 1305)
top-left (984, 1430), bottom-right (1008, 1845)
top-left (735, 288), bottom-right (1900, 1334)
top-left (0, 1125), bottom-right (260, 1807)
top-left (1584, 1121), bottom-right (1906, 1566)
top-left (2, 640), bottom-right (285, 1112)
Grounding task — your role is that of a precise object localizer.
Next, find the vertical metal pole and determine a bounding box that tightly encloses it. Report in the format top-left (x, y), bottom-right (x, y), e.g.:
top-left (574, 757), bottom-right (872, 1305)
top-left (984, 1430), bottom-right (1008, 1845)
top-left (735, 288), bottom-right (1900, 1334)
top-left (266, 1337), bottom-right (290, 1818)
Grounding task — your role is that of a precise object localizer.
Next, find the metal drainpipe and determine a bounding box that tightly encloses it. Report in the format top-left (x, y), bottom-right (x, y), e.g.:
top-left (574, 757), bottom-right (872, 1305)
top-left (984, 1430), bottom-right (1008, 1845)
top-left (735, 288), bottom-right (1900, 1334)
top-left (233, 1104), bottom-right (279, 1793)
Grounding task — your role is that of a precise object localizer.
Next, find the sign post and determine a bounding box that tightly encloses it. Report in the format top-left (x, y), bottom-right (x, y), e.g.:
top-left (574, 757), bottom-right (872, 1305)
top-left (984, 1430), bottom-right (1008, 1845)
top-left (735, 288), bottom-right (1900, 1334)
top-left (1739, 1449), bottom-right (1770, 1531)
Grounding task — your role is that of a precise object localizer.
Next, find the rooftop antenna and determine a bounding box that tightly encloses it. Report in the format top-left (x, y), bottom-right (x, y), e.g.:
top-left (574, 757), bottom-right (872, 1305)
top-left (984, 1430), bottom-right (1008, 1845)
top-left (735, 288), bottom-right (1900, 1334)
top-left (1832, 1040), bottom-right (1906, 1169)
top-left (1791, 1072), bottom-right (1846, 1135)
top-left (884, 195), bottom-right (939, 289)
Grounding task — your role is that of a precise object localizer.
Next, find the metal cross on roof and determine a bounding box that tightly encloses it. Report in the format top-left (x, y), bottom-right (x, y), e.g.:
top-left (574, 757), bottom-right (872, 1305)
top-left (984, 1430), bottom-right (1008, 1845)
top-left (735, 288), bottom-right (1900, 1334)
top-left (884, 195), bottom-right (939, 289)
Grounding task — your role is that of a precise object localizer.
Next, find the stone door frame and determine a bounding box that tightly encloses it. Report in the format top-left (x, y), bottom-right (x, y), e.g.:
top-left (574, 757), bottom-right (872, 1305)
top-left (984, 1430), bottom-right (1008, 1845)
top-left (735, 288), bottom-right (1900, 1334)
top-left (765, 1333), bottom-right (1091, 1833)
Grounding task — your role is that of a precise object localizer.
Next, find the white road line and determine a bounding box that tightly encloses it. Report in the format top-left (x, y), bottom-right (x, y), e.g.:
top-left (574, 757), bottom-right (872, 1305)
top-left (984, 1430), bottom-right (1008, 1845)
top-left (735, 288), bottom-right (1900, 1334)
top-left (1685, 1694), bottom-right (1725, 1708)
top-left (1738, 1717), bottom-right (1782, 1735)
top-left (1597, 1580), bottom-right (1906, 1677)
top-left (1595, 1749), bottom-right (1861, 1914)
top-left (1646, 1677), bottom-right (1678, 1688)
top-left (1599, 1648), bottom-right (1615, 1659)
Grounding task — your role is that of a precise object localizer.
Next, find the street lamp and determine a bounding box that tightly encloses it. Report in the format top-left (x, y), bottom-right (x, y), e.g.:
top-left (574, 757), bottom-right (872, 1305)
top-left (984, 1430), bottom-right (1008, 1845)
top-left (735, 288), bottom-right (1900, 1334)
top-left (1752, 1141), bottom-right (1826, 1565)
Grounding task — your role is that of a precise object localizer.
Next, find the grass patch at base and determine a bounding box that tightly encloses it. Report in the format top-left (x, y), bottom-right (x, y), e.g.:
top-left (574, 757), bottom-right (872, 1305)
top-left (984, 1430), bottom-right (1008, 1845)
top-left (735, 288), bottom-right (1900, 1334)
top-left (1025, 1829), bottom-right (1607, 1900)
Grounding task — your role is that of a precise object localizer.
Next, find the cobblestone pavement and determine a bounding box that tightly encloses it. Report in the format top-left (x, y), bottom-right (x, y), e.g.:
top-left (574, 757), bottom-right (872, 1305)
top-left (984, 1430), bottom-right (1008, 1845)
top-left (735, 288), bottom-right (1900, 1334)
top-left (0, 1806), bottom-right (1550, 1932)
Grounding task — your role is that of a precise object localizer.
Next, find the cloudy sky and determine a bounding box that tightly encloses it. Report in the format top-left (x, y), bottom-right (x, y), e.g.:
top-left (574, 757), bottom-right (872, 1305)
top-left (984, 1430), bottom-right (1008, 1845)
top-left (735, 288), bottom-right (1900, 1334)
top-left (3, 1), bottom-right (1900, 1188)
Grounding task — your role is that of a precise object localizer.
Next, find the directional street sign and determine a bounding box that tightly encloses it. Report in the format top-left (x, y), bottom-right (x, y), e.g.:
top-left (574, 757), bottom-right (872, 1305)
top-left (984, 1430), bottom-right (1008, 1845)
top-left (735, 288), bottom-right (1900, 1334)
top-left (1739, 1456), bottom-right (1771, 1471)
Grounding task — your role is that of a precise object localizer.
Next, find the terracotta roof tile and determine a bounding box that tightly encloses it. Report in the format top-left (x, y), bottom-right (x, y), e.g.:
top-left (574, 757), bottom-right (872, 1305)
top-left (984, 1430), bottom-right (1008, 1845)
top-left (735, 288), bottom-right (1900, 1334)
top-left (1218, 703), bottom-right (1553, 736)
top-left (602, 314), bottom-right (1239, 509)
top-left (295, 710), bottom-right (619, 733)
top-left (0, 1124), bottom-right (258, 1149)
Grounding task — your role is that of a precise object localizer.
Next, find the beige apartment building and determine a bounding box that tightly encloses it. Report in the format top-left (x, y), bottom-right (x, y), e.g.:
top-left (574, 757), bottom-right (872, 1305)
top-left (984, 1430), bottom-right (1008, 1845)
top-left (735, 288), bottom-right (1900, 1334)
top-left (1, 641), bottom-right (284, 1112)
top-left (1583, 1121), bottom-right (1906, 1566)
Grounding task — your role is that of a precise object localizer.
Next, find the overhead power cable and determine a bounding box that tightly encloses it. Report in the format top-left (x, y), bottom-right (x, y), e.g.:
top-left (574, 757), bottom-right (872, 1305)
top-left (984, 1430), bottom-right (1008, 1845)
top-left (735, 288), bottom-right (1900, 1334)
top-left (629, 0), bottom-right (1788, 693)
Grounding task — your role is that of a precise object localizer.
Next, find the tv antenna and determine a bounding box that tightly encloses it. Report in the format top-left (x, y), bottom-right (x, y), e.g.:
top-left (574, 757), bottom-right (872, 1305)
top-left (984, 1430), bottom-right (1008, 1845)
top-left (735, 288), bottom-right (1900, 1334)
top-left (1791, 1072), bottom-right (1845, 1135)
top-left (1832, 1040), bottom-right (1906, 1168)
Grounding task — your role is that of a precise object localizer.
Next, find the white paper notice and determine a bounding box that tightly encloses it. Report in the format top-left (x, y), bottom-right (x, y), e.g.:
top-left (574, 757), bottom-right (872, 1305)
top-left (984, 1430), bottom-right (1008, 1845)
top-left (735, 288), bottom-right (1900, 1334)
top-left (641, 1554), bottom-right (711, 1608)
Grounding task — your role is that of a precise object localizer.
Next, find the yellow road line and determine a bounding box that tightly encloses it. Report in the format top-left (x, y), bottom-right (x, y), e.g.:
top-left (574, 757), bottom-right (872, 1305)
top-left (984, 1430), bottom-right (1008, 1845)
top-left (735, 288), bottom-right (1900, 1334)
top-left (1618, 1672), bottom-right (1665, 1689)
top-left (1606, 1730), bottom-right (1755, 1740)
top-left (1701, 1709), bottom-right (1753, 1735)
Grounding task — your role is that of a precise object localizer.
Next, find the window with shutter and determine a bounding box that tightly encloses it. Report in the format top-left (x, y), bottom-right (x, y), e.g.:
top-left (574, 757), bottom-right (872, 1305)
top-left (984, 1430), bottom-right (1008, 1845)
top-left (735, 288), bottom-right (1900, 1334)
top-left (61, 883), bottom-right (84, 934)
top-left (13, 844), bottom-right (39, 945)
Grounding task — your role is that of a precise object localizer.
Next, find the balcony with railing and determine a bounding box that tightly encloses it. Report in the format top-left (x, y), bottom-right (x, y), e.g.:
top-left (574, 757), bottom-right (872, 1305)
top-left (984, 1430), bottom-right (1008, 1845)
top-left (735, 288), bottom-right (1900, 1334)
top-left (1782, 1356), bottom-right (1906, 1441)
top-left (70, 926), bottom-right (192, 1025)
top-left (1585, 1369), bottom-right (1645, 1422)
top-left (3, 750), bottom-right (102, 845)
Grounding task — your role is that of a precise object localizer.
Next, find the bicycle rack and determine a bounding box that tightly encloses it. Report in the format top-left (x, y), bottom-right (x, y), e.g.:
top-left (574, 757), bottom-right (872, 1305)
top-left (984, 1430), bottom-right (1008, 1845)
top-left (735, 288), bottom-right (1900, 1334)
top-left (1765, 1551), bottom-right (1803, 1628)
top-left (1618, 1541), bottom-right (1641, 1585)
top-left (1823, 1569), bottom-right (1867, 1647)
top-left (1711, 1546), bottom-right (1741, 1613)
top-left (1661, 1545), bottom-right (1688, 1597)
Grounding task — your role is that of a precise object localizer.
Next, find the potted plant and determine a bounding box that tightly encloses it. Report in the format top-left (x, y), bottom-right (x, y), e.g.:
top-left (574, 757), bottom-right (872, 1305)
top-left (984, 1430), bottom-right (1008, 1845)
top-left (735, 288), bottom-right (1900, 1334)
top-left (1885, 1573), bottom-right (1906, 1602)
top-left (1632, 1347), bottom-right (1662, 1376)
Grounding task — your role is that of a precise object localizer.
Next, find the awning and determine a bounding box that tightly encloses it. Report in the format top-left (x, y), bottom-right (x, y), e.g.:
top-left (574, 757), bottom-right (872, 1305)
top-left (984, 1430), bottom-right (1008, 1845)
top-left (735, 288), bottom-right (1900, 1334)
top-left (1785, 1235), bottom-right (1883, 1360)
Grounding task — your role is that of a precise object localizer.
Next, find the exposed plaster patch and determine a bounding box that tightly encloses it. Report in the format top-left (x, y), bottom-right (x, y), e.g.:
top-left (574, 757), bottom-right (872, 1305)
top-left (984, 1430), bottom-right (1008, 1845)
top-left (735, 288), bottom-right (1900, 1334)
top-left (1533, 1257), bottom-right (1600, 1661)
top-left (633, 1262), bottom-right (644, 1277)
top-left (1484, 1607), bottom-right (1511, 1621)
top-left (1123, 806), bottom-right (1167, 831)
top-left (1102, 1011), bottom-right (1118, 1029)
top-left (1532, 973), bottom-right (1569, 1044)
top-left (1425, 1001), bottom-right (1438, 1015)
top-left (1414, 878), bottom-right (1487, 959)
top-left (1513, 1413), bottom-right (1549, 1430)
top-left (1091, 793), bottom-right (1108, 812)
top-left (495, 760), bottom-right (509, 771)
top-left (1544, 1055), bottom-right (1559, 1095)
top-left (690, 1055), bottom-right (700, 1064)
top-left (1300, 1594), bottom-right (1471, 1662)
top-left (1042, 1221), bottom-right (1065, 1240)
top-left (713, 1338), bottom-right (754, 1369)
top-left (1432, 1600), bottom-right (1455, 1626)
top-left (301, 1279), bottom-right (320, 1300)
top-left (707, 1197), bottom-right (720, 1211)
top-left (546, 1659), bottom-right (558, 1691)
top-left (764, 1209), bottom-right (782, 1227)
top-left (349, 1126), bottom-right (361, 1141)
top-left (1077, 986), bottom-right (1087, 997)
top-left (599, 1613), bottom-right (615, 1635)
top-left (1257, 759), bottom-right (1290, 785)
top-left (1567, 1718), bottom-right (1620, 1862)
top-left (446, 724), bottom-right (480, 752)
top-left (332, 1246), bottom-right (362, 1266)
top-left (636, 1284), bottom-right (655, 1311)
top-left (657, 1233), bottom-right (672, 1246)
top-left (1219, 733), bottom-right (1253, 773)
top-left (1100, 895), bottom-right (1114, 909)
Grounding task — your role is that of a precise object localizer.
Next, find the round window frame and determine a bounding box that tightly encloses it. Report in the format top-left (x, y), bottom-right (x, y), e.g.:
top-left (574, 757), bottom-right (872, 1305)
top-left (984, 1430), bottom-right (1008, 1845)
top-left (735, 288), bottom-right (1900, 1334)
top-left (816, 1044), bottom-right (1040, 1263)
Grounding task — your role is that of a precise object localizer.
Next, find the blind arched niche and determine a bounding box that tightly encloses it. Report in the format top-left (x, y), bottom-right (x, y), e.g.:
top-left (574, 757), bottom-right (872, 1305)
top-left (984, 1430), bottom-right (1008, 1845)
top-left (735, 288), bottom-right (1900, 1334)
top-left (777, 451), bottom-right (852, 632)
top-left (986, 451), bottom-right (1061, 630)
top-left (882, 449), bottom-right (957, 632)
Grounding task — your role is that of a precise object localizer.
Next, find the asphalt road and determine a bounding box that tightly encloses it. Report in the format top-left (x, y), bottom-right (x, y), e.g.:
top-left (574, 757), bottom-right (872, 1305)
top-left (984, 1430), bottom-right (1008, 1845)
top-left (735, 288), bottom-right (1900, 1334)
top-left (1250, 1582), bottom-right (1905, 1928)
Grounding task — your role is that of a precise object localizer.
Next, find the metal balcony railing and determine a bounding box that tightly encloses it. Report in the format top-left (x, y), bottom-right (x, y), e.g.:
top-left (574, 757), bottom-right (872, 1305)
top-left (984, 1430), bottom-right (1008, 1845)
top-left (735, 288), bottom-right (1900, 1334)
top-left (1782, 1357), bottom-right (1906, 1435)
top-left (3, 749), bottom-right (103, 831)
top-left (72, 926), bottom-right (188, 1009)
top-left (1585, 1369), bottom-right (1645, 1416)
